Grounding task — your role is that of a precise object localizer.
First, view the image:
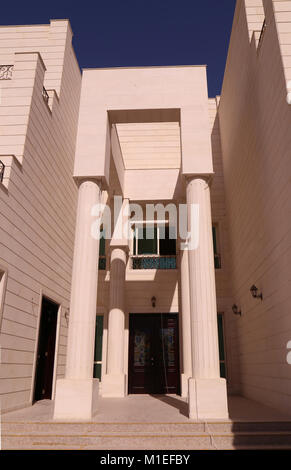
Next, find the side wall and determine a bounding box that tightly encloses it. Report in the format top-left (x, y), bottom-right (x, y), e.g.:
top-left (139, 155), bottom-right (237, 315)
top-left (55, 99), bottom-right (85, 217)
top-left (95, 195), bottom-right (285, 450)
top-left (209, 98), bottom-right (240, 395)
top-left (219, 0), bottom-right (291, 413)
top-left (0, 20), bottom-right (81, 413)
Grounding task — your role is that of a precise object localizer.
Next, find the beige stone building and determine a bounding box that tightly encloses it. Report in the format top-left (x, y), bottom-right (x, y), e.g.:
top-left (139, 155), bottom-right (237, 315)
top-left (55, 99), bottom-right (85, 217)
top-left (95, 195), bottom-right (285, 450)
top-left (1, 0), bottom-right (291, 423)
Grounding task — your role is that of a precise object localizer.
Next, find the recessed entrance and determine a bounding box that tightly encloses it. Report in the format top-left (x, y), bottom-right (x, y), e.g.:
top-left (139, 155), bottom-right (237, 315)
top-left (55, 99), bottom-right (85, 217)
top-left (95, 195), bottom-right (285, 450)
top-left (128, 313), bottom-right (180, 394)
top-left (33, 297), bottom-right (59, 402)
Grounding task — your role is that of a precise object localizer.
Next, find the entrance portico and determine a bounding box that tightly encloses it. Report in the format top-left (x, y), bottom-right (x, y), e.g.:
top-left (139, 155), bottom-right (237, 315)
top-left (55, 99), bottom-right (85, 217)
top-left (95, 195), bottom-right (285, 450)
top-left (53, 66), bottom-right (229, 421)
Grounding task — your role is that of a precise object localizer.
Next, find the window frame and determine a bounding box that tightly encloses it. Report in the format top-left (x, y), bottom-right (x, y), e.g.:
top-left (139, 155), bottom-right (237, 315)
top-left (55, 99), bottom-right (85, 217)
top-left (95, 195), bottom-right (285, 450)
top-left (132, 221), bottom-right (176, 257)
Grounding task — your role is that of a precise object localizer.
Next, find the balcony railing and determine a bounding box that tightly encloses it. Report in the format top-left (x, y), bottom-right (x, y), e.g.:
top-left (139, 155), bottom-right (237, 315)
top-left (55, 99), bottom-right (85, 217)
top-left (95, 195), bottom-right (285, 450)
top-left (131, 255), bottom-right (177, 270)
top-left (0, 65), bottom-right (13, 80)
top-left (42, 86), bottom-right (49, 104)
top-left (0, 160), bottom-right (4, 183)
top-left (99, 254), bottom-right (219, 271)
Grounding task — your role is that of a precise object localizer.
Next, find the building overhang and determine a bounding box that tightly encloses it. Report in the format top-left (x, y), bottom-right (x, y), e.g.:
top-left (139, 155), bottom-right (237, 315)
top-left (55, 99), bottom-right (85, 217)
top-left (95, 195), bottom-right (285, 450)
top-left (73, 65), bottom-right (214, 196)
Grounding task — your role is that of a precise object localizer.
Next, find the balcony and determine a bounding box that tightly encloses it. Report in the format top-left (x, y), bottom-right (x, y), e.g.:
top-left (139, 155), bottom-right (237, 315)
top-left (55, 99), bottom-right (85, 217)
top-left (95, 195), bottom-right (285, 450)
top-left (0, 65), bottom-right (13, 80)
top-left (0, 66), bottom-right (50, 107)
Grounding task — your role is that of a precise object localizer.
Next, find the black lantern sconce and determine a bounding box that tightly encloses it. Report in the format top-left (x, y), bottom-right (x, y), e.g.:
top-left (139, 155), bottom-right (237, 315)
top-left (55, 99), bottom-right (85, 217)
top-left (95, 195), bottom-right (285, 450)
top-left (250, 285), bottom-right (263, 301)
top-left (151, 296), bottom-right (156, 308)
top-left (232, 304), bottom-right (242, 316)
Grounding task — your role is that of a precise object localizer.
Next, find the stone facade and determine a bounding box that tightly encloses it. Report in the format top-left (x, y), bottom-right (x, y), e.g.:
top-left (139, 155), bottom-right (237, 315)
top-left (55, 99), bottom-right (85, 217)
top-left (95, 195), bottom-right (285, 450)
top-left (1, 0), bottom-right (291, 420)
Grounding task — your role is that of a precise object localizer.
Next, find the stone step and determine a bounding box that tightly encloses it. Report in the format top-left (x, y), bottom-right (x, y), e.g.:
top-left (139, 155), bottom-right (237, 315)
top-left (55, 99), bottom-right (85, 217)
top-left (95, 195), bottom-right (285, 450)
top-left (3, 420), bottom-right (291, 434)
top-left (2, 428), bottom-right (291, 450)
top-left (2, 422), bottom-right (206, 434)
top-left (213, 431), bottom-right (291, 448)
top-left (2, 433), bottom-right (213, 450)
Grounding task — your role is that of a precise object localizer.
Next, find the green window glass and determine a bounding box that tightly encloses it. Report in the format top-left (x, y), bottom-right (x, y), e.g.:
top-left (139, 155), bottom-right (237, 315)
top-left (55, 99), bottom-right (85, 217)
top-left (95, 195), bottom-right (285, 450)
top-left (159, 226), bottom-right (176, 256)
top-left (134, 226), bottom-right (176, 256)
top-left (137, 227), bottom-right (158, 255)
top-left (99, 235), bottom-right (105, 257)
top-left (217, 313), bottom-right (226, 379)
top-left (212, 225), bottom-right (221, 269)
top-left (99, 231), bottom-right (106, 270)
top-left (93, 316), bottom-right (104, 380)
top-left (212, 226), bottom-right (218, 255)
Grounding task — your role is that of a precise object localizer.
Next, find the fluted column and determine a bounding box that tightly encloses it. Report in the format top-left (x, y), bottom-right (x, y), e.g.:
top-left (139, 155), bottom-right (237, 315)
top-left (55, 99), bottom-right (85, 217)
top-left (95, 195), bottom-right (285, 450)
top-left (180, 247), bottom-right (193, 397)
top-left (102, 247), bottom-right (127, 396)
top-left (54, 179), bottom-right (102, 420)
top-left (186, 176), bottom-right (228, 419)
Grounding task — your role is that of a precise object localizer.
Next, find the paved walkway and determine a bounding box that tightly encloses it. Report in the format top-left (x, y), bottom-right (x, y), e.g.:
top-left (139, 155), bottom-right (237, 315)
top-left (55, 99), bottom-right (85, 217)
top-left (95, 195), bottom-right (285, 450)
top-left (2, 394), bottom-right (291, 423)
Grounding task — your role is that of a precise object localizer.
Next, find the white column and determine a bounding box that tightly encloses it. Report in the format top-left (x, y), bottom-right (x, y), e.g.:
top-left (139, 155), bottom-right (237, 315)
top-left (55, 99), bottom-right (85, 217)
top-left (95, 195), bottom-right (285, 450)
top-left (180, 247), bottom-right (193, 397)
top-left (102, 247), bottom-right (127, 397)
top-left (54, 179), bottom-right (101, 420)
top-left (187, 176), bottom-right (228, 420)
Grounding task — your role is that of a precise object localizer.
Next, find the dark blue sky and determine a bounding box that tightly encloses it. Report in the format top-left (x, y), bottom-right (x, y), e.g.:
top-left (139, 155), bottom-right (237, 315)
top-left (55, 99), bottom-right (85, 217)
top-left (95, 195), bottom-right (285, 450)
top-left (1, 0), bottom-right (237, 97)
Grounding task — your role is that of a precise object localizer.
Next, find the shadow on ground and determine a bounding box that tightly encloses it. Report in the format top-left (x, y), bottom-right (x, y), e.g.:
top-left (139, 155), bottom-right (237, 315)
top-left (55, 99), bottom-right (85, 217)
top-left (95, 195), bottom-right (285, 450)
top-left (149, 394), bottom-right (189, 418)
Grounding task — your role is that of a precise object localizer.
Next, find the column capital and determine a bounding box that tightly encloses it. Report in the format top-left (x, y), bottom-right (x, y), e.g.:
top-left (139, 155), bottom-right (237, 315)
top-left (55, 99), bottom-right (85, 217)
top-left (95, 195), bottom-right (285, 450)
top-left (73, 176), bottom-right (102, 189)
top-left (185, 173), bottom-right (214, 187)
top-left (109, 245), bottom-right (129, 260)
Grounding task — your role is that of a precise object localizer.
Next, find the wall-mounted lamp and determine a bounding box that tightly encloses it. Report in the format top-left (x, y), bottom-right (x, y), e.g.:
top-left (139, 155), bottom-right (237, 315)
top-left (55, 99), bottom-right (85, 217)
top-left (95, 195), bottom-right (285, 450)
top-left (151, 296), bottom-right (156, 308)
top-left (232, 304), bottom-right (242, 316)
top-left (250, 285), bottom-right (263, 301)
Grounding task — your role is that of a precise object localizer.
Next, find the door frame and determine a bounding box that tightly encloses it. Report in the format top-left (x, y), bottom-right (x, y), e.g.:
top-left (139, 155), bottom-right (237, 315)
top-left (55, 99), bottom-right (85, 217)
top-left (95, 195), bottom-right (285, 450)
top-left (128, 312), bottom-right (180, 395)
top-left (31, 290), bottom-right (62, 404)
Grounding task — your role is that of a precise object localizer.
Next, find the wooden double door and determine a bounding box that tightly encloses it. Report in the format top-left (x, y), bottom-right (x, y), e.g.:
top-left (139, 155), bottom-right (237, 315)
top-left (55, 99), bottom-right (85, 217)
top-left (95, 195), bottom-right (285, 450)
top-left (128, 313), bottom-right (180, 394)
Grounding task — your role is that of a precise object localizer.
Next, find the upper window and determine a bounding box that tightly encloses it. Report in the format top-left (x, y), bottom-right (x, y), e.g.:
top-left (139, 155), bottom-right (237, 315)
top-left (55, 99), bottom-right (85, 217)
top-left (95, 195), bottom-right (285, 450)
top-left (132, 225), bottom-right (176, 270)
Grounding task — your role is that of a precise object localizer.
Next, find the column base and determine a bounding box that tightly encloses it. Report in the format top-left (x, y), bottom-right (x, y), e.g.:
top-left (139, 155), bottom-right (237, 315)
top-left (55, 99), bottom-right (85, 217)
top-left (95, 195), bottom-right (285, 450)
top-left (53, 378), bottom-right (99, 421)
top-left (181, 374), bottom-right (191, 398)
top-left (101, 374), bottom-right (127, 397)
top-left (188, 377), bottom-right (229, 420)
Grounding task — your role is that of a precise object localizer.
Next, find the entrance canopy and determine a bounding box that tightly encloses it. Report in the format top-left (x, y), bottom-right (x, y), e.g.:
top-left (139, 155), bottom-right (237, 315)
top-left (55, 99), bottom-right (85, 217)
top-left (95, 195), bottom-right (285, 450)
top-left (73, 66), bottom-right (214, 200)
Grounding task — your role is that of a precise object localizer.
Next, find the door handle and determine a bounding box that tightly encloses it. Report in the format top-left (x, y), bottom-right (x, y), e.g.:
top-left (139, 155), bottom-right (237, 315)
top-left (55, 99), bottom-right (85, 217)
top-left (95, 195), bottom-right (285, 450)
top-left (150, 357), bottom-right (155, 366)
